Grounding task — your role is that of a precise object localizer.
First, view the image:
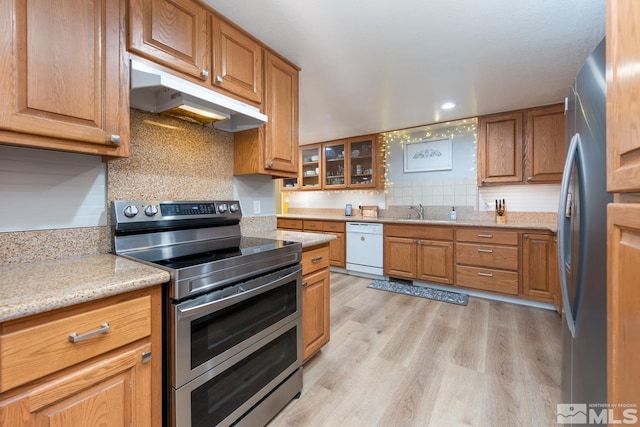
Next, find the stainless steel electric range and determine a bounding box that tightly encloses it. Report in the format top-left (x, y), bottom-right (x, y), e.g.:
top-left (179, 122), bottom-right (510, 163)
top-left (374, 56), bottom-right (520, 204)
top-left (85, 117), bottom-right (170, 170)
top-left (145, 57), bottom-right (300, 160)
top-left (111, 200), bottom-right (303, 427)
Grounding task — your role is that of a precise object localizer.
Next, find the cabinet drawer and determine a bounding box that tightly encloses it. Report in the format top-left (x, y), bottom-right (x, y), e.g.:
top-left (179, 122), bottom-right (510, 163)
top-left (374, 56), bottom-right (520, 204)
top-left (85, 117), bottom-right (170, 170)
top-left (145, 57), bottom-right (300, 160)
top-left (302, 245), bottom-right (330, 276)
top-left (456, 228), bottom-right (518, 245)
top-left (277, 218), bottom-right (303, 230)
top-left (456, 243), bottom-right (519, 270)
top-left (322, 221), bottom-right (345, 233)
top-left (303, 220), bottom-right (323, 231)
top-left (385, 224), bottom-right (454, 241)
top-left (0, 296), bottom-right (151, 392)
top-left (455, 266), bottom-right (519, 295)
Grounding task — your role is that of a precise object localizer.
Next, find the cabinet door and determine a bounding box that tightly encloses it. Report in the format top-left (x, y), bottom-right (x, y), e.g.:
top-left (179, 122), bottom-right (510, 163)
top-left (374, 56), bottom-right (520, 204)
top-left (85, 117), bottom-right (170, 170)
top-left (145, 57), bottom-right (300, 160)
top-left (300, 145), bottom-right (322, 190)
top-left (416, 240), bottom-right (454, 285)
top-left (0, 343), bottom-right (152, 427)
top-left (263, 51), bottom-right (299, 175)
top-left (323, 140), bottom-right (347, 188)
top-left (212, 17), bottom-right (263, 104)
top-left (607, 0), bottom-right (640, 192)
top-left (477, 112), bottom-right (523, 185)
top-left (347, 135), bottom-right (377, 188)
top-left (607, 203), bottom-right (640, 415)
top-left (384, 236), bottom-right (417, 279)
top-left (328, 232), bottom-right (346, 268)
top-left (128, 0), bottom-right (209, 80)
top-left (521, 233), bottom-right (555, 303)
top-left (302, 268), bottom-right (330, 362)
top-left (0, 0), bottom-right (129, 156)
top-left (525, 104), bottom-right (566, 183)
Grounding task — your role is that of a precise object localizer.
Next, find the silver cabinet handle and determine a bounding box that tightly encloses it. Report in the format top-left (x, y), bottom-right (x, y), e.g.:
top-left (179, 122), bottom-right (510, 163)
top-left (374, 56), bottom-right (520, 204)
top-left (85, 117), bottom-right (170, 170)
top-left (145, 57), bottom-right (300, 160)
top-left (477, 234), bottom-right (493, 238)
top-left (477, 248), bottom-right (493, 253)
top-left (311, 256), bottom-right (323, 262)
top-left (215, 75), bottom-right (223, 84)
top-left (141, 351), bottom-right (152, 364)
top-left (267, 162), bottom-right (274, 169)
top-left (302, 282), bottom-right (308, 288)
top-left (524, 234), bottom-right (529, 239)
top-left (110, 134), bottom-right (121, 145)
top-left (68, 323), bottom-right (110, 343)
top-left (201, 69), bottom-right (209, 78)
top-left (478, 272), bottom-right (494, 277)
top-left (527, 176), bottom-right (533, 182)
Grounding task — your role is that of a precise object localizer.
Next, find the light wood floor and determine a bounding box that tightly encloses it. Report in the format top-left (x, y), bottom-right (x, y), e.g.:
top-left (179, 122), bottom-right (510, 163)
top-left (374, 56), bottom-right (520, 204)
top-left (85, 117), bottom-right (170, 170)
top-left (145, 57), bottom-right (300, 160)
top-left (269, 272), bottom-right (562, 427)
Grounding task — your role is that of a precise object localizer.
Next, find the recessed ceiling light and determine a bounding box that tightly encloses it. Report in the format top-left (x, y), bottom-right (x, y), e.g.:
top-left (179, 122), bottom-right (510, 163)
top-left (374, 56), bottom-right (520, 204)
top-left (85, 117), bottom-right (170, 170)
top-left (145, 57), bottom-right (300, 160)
top-left (441, 101), bottom-right (456, 110)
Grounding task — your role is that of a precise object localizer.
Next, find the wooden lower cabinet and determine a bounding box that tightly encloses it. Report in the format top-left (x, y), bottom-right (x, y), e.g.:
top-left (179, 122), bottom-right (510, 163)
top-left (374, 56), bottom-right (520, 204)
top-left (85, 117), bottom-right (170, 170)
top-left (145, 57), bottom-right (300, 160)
top-left (0, 287), bottom-right (161, 427)
top-left (301, 244), bottom-right (330, 362)
top-left (384, 224), bottom-right (454, 285)
top-left (327, 231), bottom-right (346, 268)
top-left (521, 232), bottom-right (558, 304)
top-left (455, 228), bottom-right (520, 296)
top-left (0, 343), bottom-right (152, 426)
top-left (303, 220), bottom-right (346, 268)
top-left (607, 203), bottom-right (640, 413)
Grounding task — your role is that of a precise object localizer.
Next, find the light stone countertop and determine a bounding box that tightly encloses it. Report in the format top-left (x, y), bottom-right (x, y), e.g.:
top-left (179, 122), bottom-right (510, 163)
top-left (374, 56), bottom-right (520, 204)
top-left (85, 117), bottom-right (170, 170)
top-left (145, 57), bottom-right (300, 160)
top-left (0, 254), bottom-right (170, 323)
top-left (246, 230), bottom-right (337, 247)
top-left (277, 213), bottom-right (557, 232)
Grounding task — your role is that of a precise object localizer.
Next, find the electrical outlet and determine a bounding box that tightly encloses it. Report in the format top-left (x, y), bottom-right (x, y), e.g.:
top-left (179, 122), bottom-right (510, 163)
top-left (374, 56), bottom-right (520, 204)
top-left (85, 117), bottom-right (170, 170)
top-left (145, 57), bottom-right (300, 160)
top-left (253, 200), bottom-right (261, 214)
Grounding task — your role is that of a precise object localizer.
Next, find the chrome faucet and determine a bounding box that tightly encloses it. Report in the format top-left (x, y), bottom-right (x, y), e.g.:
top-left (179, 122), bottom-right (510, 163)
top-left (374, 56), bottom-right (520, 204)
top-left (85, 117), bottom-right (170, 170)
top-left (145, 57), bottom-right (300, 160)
top-left (409, 204), bottom-right (424, 220)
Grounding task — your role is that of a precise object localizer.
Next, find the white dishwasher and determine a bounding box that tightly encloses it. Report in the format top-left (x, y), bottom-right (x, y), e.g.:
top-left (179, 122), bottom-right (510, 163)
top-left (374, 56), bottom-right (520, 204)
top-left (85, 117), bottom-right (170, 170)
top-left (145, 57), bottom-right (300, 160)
top-left (346, 222), bottom-right (384, 276)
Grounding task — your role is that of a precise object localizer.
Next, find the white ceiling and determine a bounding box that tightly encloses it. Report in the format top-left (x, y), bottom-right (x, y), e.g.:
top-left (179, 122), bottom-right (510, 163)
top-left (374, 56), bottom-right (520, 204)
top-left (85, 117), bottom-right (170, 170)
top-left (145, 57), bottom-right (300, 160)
top-left (204, 0), bottom-right (605, 144)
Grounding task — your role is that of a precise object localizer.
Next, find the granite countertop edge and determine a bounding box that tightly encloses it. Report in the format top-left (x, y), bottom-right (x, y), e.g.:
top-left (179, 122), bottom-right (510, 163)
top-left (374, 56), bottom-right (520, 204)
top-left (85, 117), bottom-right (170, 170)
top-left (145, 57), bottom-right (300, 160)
top-left (246, 230), bottom-right (337, 247)
top-left (0, 254), bottom-right (171, 323)
top-left (277, 213), bottom-right (557, 232)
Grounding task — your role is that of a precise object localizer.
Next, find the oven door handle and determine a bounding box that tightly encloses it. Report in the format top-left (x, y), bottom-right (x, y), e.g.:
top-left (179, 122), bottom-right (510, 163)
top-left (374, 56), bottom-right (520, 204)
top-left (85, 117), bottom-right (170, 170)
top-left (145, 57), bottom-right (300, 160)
top-left (176, 266), bottom-right (301, 320)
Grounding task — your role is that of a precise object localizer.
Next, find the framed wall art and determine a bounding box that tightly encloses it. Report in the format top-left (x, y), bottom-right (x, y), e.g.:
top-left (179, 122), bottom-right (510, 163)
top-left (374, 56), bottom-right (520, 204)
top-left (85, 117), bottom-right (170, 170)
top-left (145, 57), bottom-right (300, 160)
top-left (403, 137), bottom-right (452, 173)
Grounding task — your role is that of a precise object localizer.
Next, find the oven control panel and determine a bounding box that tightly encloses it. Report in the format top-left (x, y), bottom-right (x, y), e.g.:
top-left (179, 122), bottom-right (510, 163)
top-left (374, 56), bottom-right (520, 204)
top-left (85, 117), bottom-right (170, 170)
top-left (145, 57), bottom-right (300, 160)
top-left (112, 200), bottom-right (242, 225)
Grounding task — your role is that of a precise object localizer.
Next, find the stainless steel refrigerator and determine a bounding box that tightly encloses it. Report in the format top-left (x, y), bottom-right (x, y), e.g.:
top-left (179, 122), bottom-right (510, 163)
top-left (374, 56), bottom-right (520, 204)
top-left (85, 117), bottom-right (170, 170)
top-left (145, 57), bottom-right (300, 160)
top-left (558, 37), bottom-right (610, 413)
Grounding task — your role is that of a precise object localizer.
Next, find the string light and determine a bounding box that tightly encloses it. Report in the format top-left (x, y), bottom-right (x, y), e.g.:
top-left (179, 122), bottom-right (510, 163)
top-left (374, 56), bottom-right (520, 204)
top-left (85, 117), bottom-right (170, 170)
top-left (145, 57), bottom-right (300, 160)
top-left (380, 118), bottom-right (478, 188)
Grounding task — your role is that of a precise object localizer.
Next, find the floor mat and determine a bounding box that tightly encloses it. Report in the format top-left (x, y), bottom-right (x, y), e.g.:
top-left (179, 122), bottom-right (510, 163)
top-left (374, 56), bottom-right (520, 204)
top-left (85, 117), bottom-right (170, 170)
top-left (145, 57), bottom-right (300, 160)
top-left (367, 280), bottom-right (468, 306)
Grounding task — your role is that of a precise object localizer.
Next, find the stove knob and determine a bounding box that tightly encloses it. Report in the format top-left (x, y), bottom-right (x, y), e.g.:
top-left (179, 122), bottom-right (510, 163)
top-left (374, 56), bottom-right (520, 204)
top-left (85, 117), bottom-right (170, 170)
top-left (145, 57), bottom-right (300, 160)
top-left (144, 205), bottom-right (158, 217)
top-left (230, 203), bottom-right (240, 213)
top-left (123, 205), bottom-right (139, 218)
top-left (218, 203), bottom-right (228, 213)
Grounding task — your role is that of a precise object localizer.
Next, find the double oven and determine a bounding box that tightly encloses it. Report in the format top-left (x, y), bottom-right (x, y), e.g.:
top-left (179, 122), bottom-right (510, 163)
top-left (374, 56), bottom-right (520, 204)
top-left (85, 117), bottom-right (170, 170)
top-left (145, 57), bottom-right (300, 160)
top-left (112, 200), bottom-right (303, 427)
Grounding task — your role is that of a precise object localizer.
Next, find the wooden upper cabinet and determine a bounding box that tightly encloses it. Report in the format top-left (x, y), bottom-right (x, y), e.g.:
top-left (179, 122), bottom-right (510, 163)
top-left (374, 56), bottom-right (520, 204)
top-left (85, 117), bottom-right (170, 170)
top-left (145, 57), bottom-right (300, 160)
top-left (525, 104), bottom-right (565, 183)
top-left (478, 105), bottom-right (566, 186)
top-left (128, 0), bottom-right (210, 80)
top-left (607, 0), bottom-right (640, 193)
top-left (233, 50), bottom-right (299, 177)
top-left (263, 51), bottom-right (299, 174)
top-left (478, 112), bottom-right (524, 185)
top-left (212, 17), bottom-right (263, 104)
top-left (0, 0), bottom-right (129, 157)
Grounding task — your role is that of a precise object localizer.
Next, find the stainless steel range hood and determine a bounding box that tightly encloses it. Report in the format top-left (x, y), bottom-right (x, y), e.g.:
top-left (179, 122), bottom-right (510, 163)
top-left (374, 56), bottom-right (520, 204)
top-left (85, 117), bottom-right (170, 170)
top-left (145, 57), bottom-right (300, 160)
top-left (129, 60), bottom-right (267, 132)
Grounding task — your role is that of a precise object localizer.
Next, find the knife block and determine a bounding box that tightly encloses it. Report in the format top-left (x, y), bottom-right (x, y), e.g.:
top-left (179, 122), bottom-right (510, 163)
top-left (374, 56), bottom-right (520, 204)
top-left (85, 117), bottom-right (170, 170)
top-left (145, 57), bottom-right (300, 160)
top-left (495, 210), bottom-right (507, 224)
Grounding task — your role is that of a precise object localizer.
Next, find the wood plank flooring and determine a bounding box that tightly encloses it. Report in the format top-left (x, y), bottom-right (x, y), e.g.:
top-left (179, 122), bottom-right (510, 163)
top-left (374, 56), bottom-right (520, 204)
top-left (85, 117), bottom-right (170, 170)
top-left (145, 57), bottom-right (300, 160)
top-left (269, 272), bottom-right (562, 426)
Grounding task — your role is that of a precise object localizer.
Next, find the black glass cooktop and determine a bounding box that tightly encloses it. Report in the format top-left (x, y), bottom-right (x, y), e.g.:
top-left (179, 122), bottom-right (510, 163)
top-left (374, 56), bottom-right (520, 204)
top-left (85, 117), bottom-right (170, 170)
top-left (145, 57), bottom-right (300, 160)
top-left (153, 236), bottom-right (297, 270)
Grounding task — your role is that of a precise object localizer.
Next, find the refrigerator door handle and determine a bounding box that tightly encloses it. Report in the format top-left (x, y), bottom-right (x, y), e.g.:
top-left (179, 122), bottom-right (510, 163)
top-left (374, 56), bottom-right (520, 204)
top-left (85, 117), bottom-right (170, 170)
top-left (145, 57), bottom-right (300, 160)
top-left (558, 133), bottom-right (580, 338)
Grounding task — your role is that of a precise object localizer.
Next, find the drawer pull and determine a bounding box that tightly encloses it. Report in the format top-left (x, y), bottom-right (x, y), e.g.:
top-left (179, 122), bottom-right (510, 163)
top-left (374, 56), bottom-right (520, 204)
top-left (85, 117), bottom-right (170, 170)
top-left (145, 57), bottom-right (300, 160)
top-left (302, 282), bottom-right (308, 288)
top-left (477, 248), bottom-right (494, 253)
top-left (68, 323), bottom-right (110, 343)
top-left (478, 272), bottom-right (494, 277)
top-left (141, 351), bottom-right (152, 364)
top-left (477, 234), bottom-right (493, 238)
top-left (311, 256), bottom-right (323, 262)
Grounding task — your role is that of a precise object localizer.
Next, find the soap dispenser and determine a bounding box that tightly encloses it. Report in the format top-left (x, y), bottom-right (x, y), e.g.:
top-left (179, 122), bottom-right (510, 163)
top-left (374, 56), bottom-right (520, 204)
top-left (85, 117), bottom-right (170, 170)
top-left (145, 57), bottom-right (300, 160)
top-left (450, 207), bottom-right (457, 220)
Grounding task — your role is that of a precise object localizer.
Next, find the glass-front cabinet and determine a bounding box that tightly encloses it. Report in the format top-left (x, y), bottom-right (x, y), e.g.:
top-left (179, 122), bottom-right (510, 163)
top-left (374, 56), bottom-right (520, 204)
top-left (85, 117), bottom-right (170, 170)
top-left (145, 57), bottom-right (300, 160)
top-left (300, 144), bottom-right (321, 190)
top-left (281, 134), bottom-right (381, 191)
top-left (323, 140), bottom-right (347, 188)
top-left (348, 135), bottom-right (376, 188)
